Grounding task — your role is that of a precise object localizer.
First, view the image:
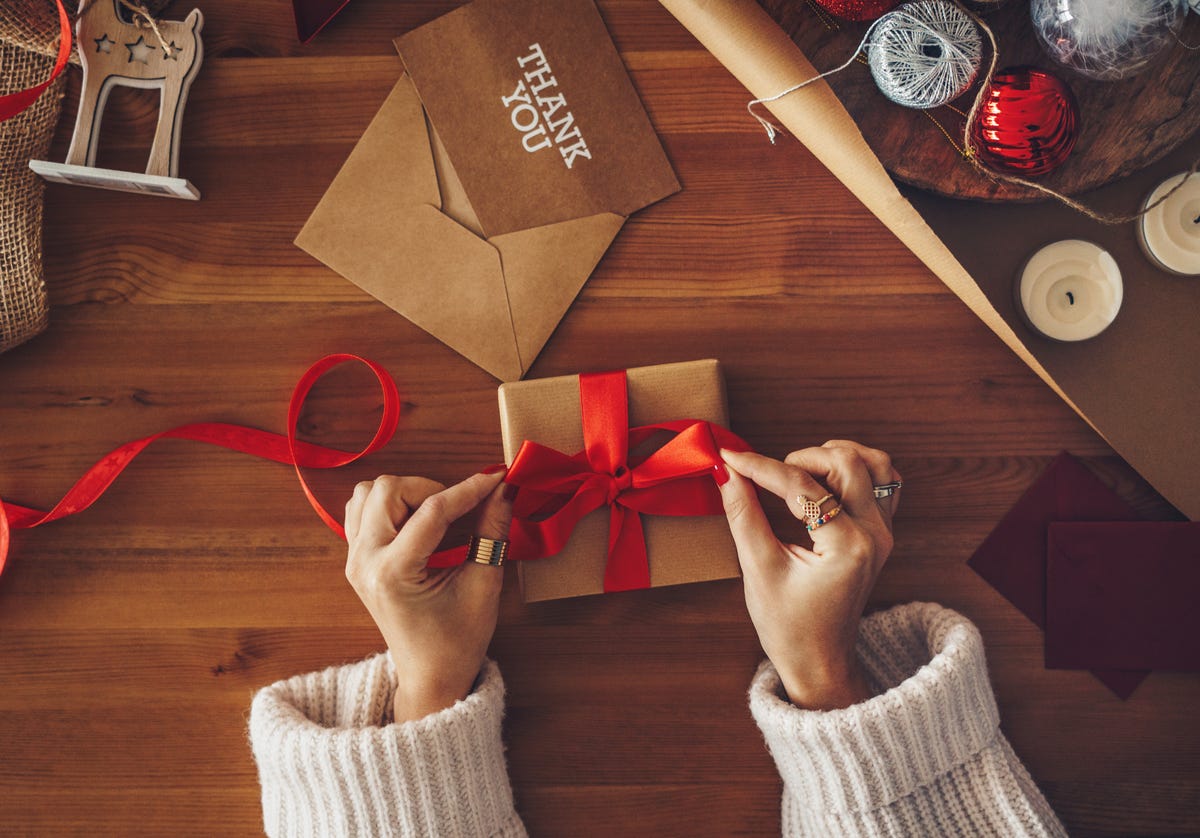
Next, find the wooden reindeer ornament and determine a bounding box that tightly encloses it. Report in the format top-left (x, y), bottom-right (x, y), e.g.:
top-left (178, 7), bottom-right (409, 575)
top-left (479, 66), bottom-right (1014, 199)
top-left (30, 0), bottom-right (204, 199)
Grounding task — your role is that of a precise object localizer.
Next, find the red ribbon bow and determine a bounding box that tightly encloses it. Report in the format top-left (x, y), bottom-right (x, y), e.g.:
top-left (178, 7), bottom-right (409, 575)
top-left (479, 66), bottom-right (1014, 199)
top-left (467, 370), bottom-right (750, 592)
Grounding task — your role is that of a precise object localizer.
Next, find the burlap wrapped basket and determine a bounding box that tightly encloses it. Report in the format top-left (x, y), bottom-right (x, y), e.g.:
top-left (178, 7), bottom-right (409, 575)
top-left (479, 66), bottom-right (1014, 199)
top-left (0, 1), bottom-right (66, 353)
top-left (0, 0), bottom-right (171, 354)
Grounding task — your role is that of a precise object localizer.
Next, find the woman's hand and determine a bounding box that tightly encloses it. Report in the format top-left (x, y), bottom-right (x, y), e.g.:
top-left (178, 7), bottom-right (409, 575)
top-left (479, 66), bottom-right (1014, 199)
top-left (343, 471), bottom-right (513, 722)
top-left (717, 441), bottom-right (900, 710)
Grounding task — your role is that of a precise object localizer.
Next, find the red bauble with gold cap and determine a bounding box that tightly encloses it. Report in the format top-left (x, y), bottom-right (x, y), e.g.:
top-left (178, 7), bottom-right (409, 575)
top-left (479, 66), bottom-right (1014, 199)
top-left (812, 0), bottom-right (901, 22)
top-left (970, 66), bottom-right (1080, 177)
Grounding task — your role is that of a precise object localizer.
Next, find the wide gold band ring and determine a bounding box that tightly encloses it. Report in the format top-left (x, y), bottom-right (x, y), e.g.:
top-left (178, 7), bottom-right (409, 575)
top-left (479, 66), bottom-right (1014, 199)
top-left (796, 493), bottom-right (836, 524)
top-left (467, 535), bottom-right (509, 567)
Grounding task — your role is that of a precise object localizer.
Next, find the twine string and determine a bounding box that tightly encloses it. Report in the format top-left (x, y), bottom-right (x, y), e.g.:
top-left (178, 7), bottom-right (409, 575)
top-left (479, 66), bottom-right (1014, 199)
top-left (79, 0), bottom-right (173, 57)
top-left (748, 16), bottom-right (888, 143)
top-left (961, 6), bottom-right (1200, 224)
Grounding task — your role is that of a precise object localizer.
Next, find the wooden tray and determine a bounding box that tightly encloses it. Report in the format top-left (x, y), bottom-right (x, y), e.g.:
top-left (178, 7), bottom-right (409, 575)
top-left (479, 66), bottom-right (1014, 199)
top-left (760, 0), bottom-right (1200, 201)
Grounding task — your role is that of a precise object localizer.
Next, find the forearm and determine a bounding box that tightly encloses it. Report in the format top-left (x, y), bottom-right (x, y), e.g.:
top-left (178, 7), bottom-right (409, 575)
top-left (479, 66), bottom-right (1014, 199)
top-left (751, 603), bottom-right (1066, 837)
top-left (249, 654), bottom-right (526, 838)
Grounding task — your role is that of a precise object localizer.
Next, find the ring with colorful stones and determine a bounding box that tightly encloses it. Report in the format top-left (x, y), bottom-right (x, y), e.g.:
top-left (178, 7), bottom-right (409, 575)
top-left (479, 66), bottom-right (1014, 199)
top-left (805, 504), bottom-right (843, 532)
top-left (796, 492), bottom-right (836, 523)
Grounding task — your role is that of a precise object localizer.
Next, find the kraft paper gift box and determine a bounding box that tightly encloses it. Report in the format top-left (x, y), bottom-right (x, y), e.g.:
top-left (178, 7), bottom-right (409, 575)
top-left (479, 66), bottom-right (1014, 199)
top-left (498, 359), bottom-right (740, 602)
top-left (296, 0), bottom-right (679, 382)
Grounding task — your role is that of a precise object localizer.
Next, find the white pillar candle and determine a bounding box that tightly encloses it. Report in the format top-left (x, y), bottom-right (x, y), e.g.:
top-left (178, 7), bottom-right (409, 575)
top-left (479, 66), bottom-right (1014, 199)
top-left (1017, 239), bottom-right (1123, 342)
top-left (1137, 171), bottom-right (1200, 277)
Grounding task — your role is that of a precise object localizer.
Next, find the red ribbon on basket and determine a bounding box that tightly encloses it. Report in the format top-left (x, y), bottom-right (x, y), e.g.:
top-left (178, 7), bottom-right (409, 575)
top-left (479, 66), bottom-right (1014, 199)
top-left (426, 370), bottom-right (751, 592)
top-left (0, 0), bottom-right (72, 123)
top-left (1, 360), bottom-right (747, 591)
top-left (0, 355), bottom-right (399, 577)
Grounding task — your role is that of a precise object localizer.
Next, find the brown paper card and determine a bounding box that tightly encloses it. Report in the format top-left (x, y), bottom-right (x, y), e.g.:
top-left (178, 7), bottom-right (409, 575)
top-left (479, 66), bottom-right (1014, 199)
top-left (498, 359), bottom-right (741, 602)
top-left (660, 0), bottom-right (1200, 520)
top-left (395, 0), bottom-right (680, 237)
top-left (296, 76), bottom-right (626, 382)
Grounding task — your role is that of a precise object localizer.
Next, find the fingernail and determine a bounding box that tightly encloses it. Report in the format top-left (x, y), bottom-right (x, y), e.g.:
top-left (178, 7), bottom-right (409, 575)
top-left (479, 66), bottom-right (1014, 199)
top-left (482, 463), bottom-right (508, 475)
top-left (712, 463), bottom-right (730, 486)
top-left (502, 482), bottom-right (520, 502)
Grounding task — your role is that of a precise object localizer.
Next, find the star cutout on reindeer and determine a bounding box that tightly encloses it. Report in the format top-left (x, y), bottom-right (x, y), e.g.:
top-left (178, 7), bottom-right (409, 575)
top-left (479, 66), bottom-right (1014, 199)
top-left (166, 41), bottom-right (181, 60)
top-left (125, 35), bottom-right (155, 64)
top-left (94, 34), bottom-right (115, 54)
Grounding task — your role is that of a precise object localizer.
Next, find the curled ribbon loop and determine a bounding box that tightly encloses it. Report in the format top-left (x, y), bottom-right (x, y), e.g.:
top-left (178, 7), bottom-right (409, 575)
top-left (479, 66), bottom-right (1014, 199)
top-left (0, 354), bottom-right (400, 577)
top-left (437, 369), bottom-right (750, 592)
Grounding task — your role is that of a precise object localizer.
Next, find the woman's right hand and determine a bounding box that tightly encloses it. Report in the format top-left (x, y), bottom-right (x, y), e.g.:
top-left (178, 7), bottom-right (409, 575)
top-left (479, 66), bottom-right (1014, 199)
top-left (343, 471), bottom-right (513, 723)
top-left (716, 441), bottom-right (900, 710)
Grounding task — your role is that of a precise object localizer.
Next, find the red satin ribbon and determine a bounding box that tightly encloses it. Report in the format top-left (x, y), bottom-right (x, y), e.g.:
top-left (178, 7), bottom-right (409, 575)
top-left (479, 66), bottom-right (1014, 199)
top-left (0, 354), bottom-right (399, 577)
top-left (426, 370), bottom-right (751, 592)
top-left (0, 0), bottom-right (72, 123)
top-left (1, 361), bottom-right (746, 593)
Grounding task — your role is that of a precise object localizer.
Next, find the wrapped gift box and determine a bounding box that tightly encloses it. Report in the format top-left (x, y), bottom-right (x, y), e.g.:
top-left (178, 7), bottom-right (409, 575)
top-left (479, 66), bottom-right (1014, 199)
top-left (498, 359), bottom-right (740, 602)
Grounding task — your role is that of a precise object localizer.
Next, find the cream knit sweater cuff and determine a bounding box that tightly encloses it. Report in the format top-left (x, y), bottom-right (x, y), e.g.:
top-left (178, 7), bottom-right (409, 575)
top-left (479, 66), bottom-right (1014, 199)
top-left (249, 654), bottom-right (526, 838)
top-left (750, 602), bottom-right (1066, 836)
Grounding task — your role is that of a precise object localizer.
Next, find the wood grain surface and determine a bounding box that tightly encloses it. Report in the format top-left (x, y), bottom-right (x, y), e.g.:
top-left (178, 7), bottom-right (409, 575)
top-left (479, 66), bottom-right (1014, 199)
top-left (1, 1), bottom-right (1197, 835)
top-left (760, 0), bottom-right (1200, 201)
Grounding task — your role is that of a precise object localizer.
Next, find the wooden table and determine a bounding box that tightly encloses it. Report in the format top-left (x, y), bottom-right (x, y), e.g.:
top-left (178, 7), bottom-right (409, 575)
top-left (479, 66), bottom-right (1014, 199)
top-left (2, 2), bottom-right (1196, 834)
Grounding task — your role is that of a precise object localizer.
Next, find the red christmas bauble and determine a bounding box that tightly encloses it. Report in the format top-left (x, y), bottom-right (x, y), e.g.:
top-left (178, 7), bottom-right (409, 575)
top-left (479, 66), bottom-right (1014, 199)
top-left (811, 0), bottom-right (901, 22)
top-left (970, 66), bottom-right (1080, 177)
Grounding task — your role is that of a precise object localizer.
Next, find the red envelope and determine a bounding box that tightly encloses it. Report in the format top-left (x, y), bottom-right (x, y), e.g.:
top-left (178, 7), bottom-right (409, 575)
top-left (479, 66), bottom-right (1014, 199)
top-left (967, 452), bottom-right (1148, 698)
top-left (1046, 522), bottom-right (1200, 672)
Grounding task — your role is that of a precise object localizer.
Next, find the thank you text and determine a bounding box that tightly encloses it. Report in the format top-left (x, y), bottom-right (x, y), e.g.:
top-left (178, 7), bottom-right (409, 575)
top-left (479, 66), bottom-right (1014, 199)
top-left (501, 44), bottom-right (591, 168)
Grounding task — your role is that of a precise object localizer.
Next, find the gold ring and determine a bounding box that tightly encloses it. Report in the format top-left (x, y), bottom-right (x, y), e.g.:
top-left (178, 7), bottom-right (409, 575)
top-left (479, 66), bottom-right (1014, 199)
top-left (796, 493), bottom-right (836, 523)
top-left (806, 504), bottom-right (843, 532)
top-left (468, 535), bottom-right (508, 567)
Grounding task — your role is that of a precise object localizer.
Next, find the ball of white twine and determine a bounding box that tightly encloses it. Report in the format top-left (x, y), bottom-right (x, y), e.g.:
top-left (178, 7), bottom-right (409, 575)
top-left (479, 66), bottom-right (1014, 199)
top-left (868, 0), bottom-right (983, 109)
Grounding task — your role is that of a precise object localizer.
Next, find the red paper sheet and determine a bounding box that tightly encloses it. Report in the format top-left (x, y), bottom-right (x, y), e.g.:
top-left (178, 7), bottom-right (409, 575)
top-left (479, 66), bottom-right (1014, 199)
top-left (293, 0), bottom-right (351, 43)
top-left (967, 452), bottom-right (1148, 698)
top-left (1046, 522), bottom-right (1200, 672)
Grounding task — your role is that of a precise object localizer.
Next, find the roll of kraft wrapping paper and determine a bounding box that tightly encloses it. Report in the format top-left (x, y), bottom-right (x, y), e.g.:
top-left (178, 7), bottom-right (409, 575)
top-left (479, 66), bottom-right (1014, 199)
top-left (658, 0), bottom-right (1199, 520)
top-left (657, 0), bottom-right (1066, 412)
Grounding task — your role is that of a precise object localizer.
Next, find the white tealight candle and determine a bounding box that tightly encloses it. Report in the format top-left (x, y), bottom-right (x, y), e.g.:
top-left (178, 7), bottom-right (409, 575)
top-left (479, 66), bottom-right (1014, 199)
top-left (1137, 171), bottom-right (1200, 276)
top-left (1017, 239), bottom-right (1123, 342)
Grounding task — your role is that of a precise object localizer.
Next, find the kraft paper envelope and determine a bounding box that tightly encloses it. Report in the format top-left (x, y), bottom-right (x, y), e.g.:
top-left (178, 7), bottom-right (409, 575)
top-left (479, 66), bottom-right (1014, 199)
top-left (297, 0), bottom-right (678, 381)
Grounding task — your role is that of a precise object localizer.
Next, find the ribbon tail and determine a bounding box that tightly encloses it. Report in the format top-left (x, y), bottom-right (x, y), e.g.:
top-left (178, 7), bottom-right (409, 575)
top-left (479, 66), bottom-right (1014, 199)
top-left (428, 543), bottom-right (468, 569)
top-left (603, 505), bottom-right (651, 592)
top-left (0, 354), bottom-right (401, 577)
top-left (0, 501), bottom-right (9, 578)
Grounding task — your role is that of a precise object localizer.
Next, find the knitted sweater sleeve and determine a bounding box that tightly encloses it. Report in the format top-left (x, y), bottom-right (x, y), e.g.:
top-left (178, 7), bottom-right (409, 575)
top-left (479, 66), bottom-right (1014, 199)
top-left (750, 602), bottom-right (1067, 837)
top-left (248, 654), bottom-right (527, 838)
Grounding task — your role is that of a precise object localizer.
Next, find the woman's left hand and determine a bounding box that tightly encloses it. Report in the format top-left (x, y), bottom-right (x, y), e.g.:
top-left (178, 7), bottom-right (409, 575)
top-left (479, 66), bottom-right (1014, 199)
top-left (343, 471), bottom-right (513, 722)
top-left (717, 441), bottom-right (900, 710)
